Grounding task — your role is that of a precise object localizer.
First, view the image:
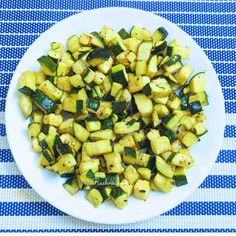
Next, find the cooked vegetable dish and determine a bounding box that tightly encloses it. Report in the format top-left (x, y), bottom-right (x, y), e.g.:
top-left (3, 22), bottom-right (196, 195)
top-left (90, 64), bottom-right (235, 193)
top-left (18, 25), bottom-right (208, 209)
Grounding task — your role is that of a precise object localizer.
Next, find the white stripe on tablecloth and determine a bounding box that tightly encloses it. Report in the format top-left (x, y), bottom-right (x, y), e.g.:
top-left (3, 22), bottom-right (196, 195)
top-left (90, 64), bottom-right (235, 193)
top-left (0, 162), bottom-right (235, 176)
top-left (0, 45), bottom-right (30, 49)
top-left (186, 188), bottom-right (236, 202)
top-left (0, 137), bottom-right (9, 149)
top-left (204, 48), bottom-right (236, 51)
top-left (0, 188), bottom-right (235, 202)
top-left (0, 112), bottom-right (6, 124)
top-left (0, 33), bottom-right (40, 36)
top-left (218, 74), bottom-right (236, 76)
top-left (222, 138), bottom-right (236, 150)
top-left (0, 162), bottom-right (21, 175)
top-left (0, 215), bottom-right (235, 230)
top-left (0, 189), bottom-right (43, 202)
top-left (209, 163), bottom-right (236, 175)
top-left (225, 113), bottom-right (236, 126)
top-left (211, 61), bottom-right (236, 64)
top-left (222, 87), bottom-right (236, 89)
top-left (0, 58), bottom-right (21, 61)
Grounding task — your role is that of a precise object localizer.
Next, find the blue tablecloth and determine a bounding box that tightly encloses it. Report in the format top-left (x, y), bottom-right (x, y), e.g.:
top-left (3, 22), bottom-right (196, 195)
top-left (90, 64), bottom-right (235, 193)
top-left (0, 0), bottom-right (235, 233)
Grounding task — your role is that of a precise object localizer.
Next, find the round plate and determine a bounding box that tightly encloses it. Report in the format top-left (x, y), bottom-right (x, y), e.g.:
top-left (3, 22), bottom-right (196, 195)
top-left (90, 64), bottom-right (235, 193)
top-left (5, 7), bottom-right (225, 224)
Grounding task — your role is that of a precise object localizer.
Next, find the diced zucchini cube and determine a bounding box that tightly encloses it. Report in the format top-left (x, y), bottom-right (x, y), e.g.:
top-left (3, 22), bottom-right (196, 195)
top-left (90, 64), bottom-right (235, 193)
top-left (181, 131), bottom-right (199, 148)
top-left (154, 173), bottom-right (173, 192)
top-left (87, 189), bottom-right (103, 208)
top-left (151, 136), bottom-right (171, 155)
top-left (134, 180), bottom-right (150, 200)
top-left (123, 165), bottom-right (139, 184)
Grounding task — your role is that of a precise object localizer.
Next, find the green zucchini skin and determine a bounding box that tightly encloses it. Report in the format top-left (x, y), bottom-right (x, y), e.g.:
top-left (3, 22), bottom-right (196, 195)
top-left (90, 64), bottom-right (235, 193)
top-left (112, 101), bottom-right (126, 116)
top-left (95, 174), bottom-right (119, 187)
top-left (96, 187), bottom-right (110, 202)
top-left (124, 147), bottom-right (136, 158)
top-left (173, 175), bottom-right (188, 186)
top-left (126, 98), bottom-right (138, 115)
top-left (180, 94), bottom-right (189, 110)
top-left (126, 119), bottom-right (136, 127)
top-left (86, 169), bottom-right (96, 180)
top-left (18, 87), bottom-right (35, 96)
top-left (118, 28), bottom-right (130, 39)
top-left (160, 129), bottom-right (177, 142)
top-left (18, 71), bottom-right (36, 96)
top-left (189, 101), bottom-right (203, 115)
top-left (102, 116), bottom-right (114, 129)
top-left (153, 41), bottom-right (167, 55)
top-left (47, 76), bottom-right (56, 85)
top-left (90, 31), bottom-right (105, 48)
top-left (39, 140), bottom-right (48, 149)
top-left (157, 27), bottom-right (168, 40)
top-left (31, 89), bottom-right (58, 113)
top-left (87, 98), bottom-right (100, 111)
top-left (167, 46), bottom-right (173, 56)
top-left (53, 135), bottom-right (72, 155)
top-left (109, 38), bottom-right (127, 55)
top-left (146, 155), bottom-right (156, 170)
top-left (42, 148), bottom-right (55, 164)
top-left (87, 49), bottom-right (111, 60)
top-left (162, 113), bottom-right (175, 125)
top-left (41, 124), bottom-right (50, 135)
top-left (112, 70), bottom-right (128, 87)
top-left (76, 100), bottom-right (83, 113)
top-left (63, 177), bottom-right (80, 195)
top-left (87, 49), bottom-right (111, 66)
top-left (167, 55), bottom-right (181, 66)
top-left (138, 139), bottom-right (149, 149)
top-left (173, 167), bottom-right (188, 186)
top-left (142, 83), bottom-right (152, 96)
top-left (109, 45), bottom-right (123, 55)
top-left (37, 55), bottom-right (57, 76)
top-left (110, 187), bottom-right (125, 199)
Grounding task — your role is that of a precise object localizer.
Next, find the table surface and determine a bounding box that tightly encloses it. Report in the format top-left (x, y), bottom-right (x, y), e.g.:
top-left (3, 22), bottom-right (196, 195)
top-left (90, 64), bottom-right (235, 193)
top-left (0, 0), bottom-right (235, 233)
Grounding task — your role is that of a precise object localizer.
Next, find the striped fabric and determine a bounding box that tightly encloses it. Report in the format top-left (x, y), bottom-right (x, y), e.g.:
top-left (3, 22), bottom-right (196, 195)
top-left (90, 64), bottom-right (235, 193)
top-left (0, 0), bottom-right (236, 233)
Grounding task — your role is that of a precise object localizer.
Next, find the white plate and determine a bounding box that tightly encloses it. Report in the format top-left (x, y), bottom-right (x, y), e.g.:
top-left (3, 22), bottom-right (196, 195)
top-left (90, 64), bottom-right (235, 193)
top-left (5, 7), bottom-right (225, 224)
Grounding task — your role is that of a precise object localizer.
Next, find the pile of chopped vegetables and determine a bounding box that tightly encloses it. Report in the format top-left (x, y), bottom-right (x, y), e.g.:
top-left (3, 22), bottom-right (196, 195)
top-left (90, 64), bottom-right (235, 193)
top-left (18, 25), bottom-right (208, 208)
